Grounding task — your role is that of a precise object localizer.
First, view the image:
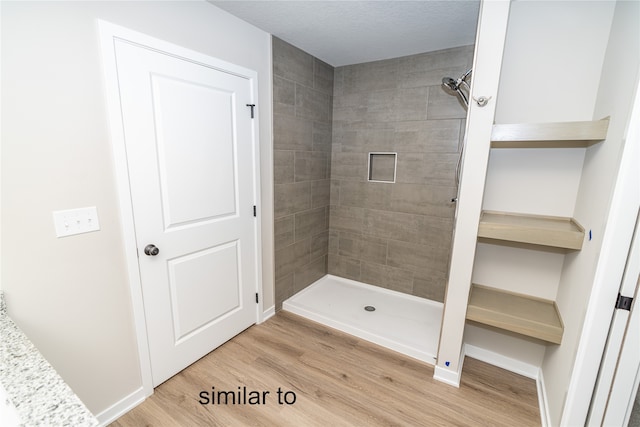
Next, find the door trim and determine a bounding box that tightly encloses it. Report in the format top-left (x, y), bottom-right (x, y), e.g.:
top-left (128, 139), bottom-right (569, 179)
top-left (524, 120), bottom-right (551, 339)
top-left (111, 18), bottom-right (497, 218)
top-left (562, 72), bottom-right (640, 424)
top-left (98, 20), bottom-right (264, 398)
top-left (587, 212), bottom-right (640, 425)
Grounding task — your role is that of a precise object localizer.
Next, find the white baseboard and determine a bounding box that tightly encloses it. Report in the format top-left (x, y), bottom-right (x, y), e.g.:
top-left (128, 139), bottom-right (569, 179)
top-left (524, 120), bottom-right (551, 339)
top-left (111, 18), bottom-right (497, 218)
top-left (434, 363), bottom-right (463, 388)
top-left (95, 386), bottom-right (147, 426)
top-left (464, 344), bottom-right (538, 379)
top-left (433, 345), bottom-right (466, 388)
top-left (463, 344), bottom-right (550, 425)
top-left (434, 347), bottom-right (465, 388)
top-left (261, 305), bottom-right (275, 323)
top-left (537, 370), bottom-right (551, 427)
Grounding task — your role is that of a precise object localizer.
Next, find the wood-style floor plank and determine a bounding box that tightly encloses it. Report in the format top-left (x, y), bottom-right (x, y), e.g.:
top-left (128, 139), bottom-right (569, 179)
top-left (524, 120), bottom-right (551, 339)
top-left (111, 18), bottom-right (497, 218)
top-left (111, 312), bottom-right (540, 426)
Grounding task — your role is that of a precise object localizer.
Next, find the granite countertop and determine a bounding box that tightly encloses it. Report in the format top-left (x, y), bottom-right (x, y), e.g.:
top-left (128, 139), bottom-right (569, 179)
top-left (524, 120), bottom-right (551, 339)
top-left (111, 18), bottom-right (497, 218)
top-left (0, 293), bottom-right (99, 426)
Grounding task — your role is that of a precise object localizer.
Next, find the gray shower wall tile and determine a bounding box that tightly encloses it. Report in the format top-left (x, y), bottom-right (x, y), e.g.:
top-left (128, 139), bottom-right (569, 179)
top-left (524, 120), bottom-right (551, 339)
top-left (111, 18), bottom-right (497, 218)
top-left (314, 58), bottom-right (334, 95)
top-left (312, 121), bottom-right (332, 152)
top-left (390, 183), bottom-right (456, 218)
top-left (399, 66), bottom-right (471, 89)
top-left (333, 127), bottom-right (394, 154)
top-left (273, 37), bottom-right (314, 87)
top-left (329, 205), bottom-right (363, 234)
top-left (399, 46), bottom-right (473, 73)
top-left (274, 76), bottom-right (295, 115)
top-left (330, 179), bottom-right (340, 203)
top-left (412, 270), bottom-right (448, 302)
top-left (274, 215), bottom-right (294, 251)
top-left (337, 180), bottom-right (366, 208)
top-left (331, 105), bottom-right (367, 124)
top-left (415, 216), bottom-right (454, 248)
top-left (397, 45), bottom-right (474, 88)
top-left (386, 240), bottom-right (450, 277)
top-left (274, 273), bottom-right (294, 310)
top-left (395, 87), bottom-right (429, 121)
top-left (331, 152), bottom-right (367, 181)
top-left (274, 114), bottom-right (313, 151)
top-left (294, 255), bottom-right (327, 293)
top-left (362, 209), bottom-right (454, 248)
top-left (311, 231), bottom-right (329, 260)
top-left (332, 67), bottom-right (343, 94)
top-left (395, 152), bottom-right (458, 186)
top-left (328, 254), bottom-right (361, 281)
top-left (339, 181), bottom-right (392, 211)
top-left (274, 150), bottom-right (294, 184)
top-left (427, 85), bottom-right (468, 120)
top-left (294, 151), bottom-right (329, 182)
top-left (393, 119), bottom-right (461, 154)
top-left (295, 84), bottom-right (332, 122)
top-left (273, 38), bottom-right (334, 309)
top-left (333, 89), bottom-right (427, 123)
top-left (337, 231), bottom-right (360, 259)
top-left (275, 238), bottom-right (310, 280)
top-left (294, 207), bottom-right (327, 242)
top-left (361, 181), bottom-right (394, 210)
top-left (338, 58), bottom-right (399, 95)
top-left (338, 90), bottom-right (412, 123)
top-left (362, 209), bottom-right (422, 243)
top-left (332, 90), bottom-right (366, 110)
top-left (359, 234), bottom-right (388, 265)
top-left (311, 179), bottom-right (331, 208)
top-left (362, 89), bottom-right (401, 122)
top-left (337, 231), bottom-right (387, 265)
top-left (328, 230), bottom-right (339, 254)
top-left (274, 181), bottom-right (311, 218)
top-left (360, 262), bottom-right (414, 295)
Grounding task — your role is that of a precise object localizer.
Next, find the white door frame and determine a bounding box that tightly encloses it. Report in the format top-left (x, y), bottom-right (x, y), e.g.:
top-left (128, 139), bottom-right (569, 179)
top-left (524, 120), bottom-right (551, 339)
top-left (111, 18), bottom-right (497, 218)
top-left (98, 20), bottom-right (264, 397)
top-left (603, 274), bottom-right (640, 426)
top-left (588, 211), bottom-right (639, 425)
top-left (561, 74), bottom-right (640, 425)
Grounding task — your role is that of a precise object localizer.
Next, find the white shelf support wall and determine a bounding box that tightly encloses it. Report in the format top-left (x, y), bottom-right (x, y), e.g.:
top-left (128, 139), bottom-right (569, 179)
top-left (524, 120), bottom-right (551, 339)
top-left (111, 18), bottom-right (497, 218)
top-left (434, 0), bottom-right (511, 387)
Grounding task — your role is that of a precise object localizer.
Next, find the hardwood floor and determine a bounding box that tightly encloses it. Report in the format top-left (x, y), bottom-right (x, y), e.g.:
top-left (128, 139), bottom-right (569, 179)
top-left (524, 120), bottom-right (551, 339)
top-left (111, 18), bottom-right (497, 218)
top-left (111, 312), bottom-right (540, 426)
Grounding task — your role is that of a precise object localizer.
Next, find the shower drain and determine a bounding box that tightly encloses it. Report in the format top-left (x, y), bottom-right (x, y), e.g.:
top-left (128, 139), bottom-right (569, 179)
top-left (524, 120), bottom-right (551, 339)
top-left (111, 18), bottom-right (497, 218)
top-left (364, 305), bottom-right (376, 312)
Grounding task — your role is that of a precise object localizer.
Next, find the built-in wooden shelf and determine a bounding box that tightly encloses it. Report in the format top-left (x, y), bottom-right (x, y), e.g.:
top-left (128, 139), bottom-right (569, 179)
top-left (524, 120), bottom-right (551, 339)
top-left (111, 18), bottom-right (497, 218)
top-left (466, 284), bottom-right (564, 344)
top-left (478, 211), bottom-right (585, 251)
top-left (490, 117), bottom-right (609, 148)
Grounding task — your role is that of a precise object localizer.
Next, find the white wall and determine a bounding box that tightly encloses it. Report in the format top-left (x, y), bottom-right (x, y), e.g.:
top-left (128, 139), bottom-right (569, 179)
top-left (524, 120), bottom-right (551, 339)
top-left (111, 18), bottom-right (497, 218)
top-left (1, 1), bottom-right (273, 415)
top-left (464, 0), bottom-right (615, 376)
top-left (545, 0), bottom-right (640, 424)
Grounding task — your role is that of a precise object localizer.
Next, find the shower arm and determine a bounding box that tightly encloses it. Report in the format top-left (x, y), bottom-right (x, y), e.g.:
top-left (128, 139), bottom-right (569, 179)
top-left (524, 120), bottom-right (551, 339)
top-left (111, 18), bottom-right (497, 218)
top-left (456, 68), bottom-right (472, 87)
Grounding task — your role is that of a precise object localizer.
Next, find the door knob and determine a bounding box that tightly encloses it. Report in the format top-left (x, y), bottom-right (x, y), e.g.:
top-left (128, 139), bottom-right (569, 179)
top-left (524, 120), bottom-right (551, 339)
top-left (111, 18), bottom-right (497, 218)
top-left (144, 244), bottom-right (159, 256)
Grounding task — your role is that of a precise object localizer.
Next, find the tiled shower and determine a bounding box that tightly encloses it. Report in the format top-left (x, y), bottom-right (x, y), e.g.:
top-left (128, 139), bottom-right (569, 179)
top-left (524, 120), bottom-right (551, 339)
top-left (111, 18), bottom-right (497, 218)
top-left (273, 36), bottom-right (473, 310)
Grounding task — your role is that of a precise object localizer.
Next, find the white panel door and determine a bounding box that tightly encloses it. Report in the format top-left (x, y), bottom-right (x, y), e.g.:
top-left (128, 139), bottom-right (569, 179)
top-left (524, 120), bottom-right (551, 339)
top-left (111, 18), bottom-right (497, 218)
top-left (114, 39), bottom-right (258, 386)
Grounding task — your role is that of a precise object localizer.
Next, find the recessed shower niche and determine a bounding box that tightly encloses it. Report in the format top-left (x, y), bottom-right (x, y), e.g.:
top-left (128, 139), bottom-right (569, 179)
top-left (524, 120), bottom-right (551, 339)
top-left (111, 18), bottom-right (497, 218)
top-left (367, 152), bottom-right (397, 183)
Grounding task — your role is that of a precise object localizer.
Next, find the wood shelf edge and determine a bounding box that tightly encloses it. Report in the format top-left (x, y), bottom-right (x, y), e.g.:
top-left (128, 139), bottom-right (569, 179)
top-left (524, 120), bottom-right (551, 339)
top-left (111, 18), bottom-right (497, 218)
top-left (478, 210), bottom-right (585, 251)
top-left (491, 117), bottom-right (610, 145)
top-left (466, 284), bottom-right (564, 345)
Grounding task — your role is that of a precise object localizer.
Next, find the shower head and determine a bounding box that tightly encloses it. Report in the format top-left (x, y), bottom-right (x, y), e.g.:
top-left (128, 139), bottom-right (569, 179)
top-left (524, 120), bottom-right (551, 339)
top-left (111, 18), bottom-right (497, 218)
top-left (442, 77), bottom-right (458, 91)
top-left (442, 69), bottom-right (472, 108)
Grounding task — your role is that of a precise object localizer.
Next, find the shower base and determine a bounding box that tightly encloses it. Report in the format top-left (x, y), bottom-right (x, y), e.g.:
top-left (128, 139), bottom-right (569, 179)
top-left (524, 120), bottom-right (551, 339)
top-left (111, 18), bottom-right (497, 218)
top-left (282, 274), bottom-right (442, 364)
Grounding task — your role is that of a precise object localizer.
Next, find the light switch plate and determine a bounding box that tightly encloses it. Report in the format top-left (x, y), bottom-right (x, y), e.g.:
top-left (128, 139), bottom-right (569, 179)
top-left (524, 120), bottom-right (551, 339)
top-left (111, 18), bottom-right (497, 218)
top-left (53, 207), bottom-right (100, 238)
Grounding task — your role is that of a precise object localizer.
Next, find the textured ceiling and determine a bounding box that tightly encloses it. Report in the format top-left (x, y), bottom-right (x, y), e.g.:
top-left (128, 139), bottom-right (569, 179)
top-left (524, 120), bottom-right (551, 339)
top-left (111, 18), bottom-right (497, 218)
top-left (209, 1), bottom-right (480, 67)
